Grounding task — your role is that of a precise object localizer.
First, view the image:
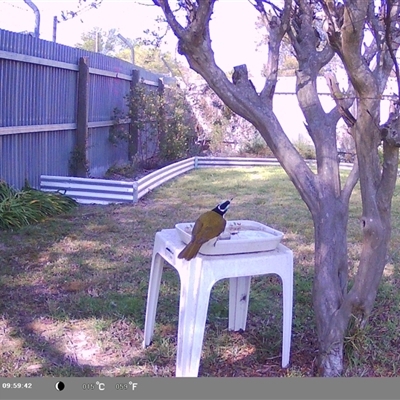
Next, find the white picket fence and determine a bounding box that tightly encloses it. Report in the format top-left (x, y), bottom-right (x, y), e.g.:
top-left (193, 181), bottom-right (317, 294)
top-left (40, 156), bottom-right (354, 204)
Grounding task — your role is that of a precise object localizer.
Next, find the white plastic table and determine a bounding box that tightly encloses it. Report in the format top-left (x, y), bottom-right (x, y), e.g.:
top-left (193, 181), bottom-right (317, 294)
top-left (143, 228), bottom-right (293, 377)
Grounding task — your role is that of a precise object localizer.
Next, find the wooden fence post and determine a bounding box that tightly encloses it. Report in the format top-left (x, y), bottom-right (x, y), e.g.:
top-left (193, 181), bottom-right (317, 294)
top-left (75, 56), bottom-right (89, 177)
top-left (128, 69), bottom-right (140, 163)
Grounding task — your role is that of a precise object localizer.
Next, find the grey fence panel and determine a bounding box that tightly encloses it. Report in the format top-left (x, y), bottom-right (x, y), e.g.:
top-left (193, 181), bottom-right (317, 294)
top-left (0, 28), bottom-right (174, 190)
top-left (0, 29), bottom-right (135, 72)
top-left (0, 60), bottom-right (77, 127)
top-left (86, 53), bottom-right (133, 77)
top-left (86, 70), bottom-right (133, 177)
top-left (39, 130), bottom-right (76, 179)
top-left (88, 126), bottom-right (129, 178)
top-left (1, 129), bottom-right (75, 189)
top-left (88, 72), bottom-right (130, 123)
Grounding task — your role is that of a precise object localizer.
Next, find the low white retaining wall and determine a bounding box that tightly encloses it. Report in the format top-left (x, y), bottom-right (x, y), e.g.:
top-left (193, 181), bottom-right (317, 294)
top-left (40, 157), bottom-right (354, 204)
top-left (196, 156), bottom-right (281, 168)
top-left (40, 175), bottom-right (138, 205)
top-left (137, 157), bottom-right (195, 200)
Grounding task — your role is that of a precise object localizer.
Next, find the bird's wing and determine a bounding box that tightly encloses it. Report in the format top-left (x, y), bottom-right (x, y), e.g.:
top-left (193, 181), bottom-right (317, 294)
top-left (194, 225), bottom-right (218, 244)
top-left (193, 212), bottom-right (226, 245)
top-left (192, 221), bottom-right (215, 245)
top-left (191, 217), bottom-right (204, 239)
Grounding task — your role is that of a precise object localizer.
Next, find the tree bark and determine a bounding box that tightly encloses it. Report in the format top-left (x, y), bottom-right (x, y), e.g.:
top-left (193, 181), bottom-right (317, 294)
top-left (313, 199), bottom-right (351, 376)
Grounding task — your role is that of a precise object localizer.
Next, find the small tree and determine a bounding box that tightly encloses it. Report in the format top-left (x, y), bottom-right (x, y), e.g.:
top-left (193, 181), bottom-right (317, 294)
top-left (153, 0), bottom-right (400, 376)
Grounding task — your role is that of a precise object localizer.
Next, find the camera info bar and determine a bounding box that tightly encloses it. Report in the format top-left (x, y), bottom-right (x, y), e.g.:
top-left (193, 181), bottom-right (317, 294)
top-left (1, 377), bottom-right (400, 400)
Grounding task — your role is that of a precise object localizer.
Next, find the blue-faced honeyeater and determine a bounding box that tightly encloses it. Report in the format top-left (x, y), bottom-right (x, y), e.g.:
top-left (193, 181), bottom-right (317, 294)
top-left (178, 200), bottom-right (231, 261)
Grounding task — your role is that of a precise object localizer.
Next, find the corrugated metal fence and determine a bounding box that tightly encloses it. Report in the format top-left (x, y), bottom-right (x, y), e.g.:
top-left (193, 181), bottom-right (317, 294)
top-left (0, 28), bottom-right (173, 190)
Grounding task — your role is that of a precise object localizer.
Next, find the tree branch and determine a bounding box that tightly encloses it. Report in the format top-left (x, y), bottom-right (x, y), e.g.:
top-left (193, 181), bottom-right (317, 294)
top-left (250, 0), bottom-right (283, 16)
top-left (187, 0), bottom-right (216, 45)
top-left (340, 1), bottom-right (378, 97)
top-left (253, 0), bottom-right (292, 105)
top-left (288, 3), bottom-right (335, 144)
top-left (384, 0), bottom-right (400, 95)
top-left (365, 0), bottom-right (382, 67)
top-left (341, 159), bottom-right (359, 205)
top-left (379, 143), bottom-right (399, 203)
top-left (325, 71), bottom-right (356, 128)
top-left (157, 0), bottom-right (186, 39)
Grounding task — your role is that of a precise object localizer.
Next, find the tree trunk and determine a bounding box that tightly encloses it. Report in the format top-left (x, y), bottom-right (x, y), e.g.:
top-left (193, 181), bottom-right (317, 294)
top-left (312, 138), bottom-right (398, 377)
top-left (312, 198), bottom-right (351, 376)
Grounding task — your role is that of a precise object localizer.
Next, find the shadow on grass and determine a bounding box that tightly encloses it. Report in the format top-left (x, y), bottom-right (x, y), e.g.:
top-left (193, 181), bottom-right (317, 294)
top-left (194, 271), bottom-right (318, 377)
top-left (0, 204), bottom-right (154, 376)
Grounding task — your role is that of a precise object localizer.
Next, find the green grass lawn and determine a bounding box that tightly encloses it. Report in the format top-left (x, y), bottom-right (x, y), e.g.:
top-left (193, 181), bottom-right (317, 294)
top-left (0, 167), bottom-right (399, 377)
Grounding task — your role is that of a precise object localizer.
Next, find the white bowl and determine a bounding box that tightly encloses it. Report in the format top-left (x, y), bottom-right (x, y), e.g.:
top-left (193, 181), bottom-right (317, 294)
top-left (175, 220), bottom-right (284, 256)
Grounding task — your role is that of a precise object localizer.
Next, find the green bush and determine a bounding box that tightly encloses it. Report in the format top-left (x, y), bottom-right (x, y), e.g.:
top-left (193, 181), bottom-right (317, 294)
top-left (157, 86), bottom-right (194, 162)
top-left (294, 139), bottom-right (316, 160)
top-left (0, 181), bottom-right (77, 230)
top-left (239, 133), bottom-right (273, 157)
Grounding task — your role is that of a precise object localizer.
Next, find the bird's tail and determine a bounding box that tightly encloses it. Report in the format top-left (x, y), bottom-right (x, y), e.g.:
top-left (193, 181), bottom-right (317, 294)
top-left (178, 241), bottom-right (202, 260)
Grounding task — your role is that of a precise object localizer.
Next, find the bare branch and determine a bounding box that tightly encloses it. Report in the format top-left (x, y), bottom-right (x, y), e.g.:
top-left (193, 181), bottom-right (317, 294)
top-left (156, 0), bottom-right (186, 39)
top-left (384, 0), bottom-right (400, 99)
top-left (379, 141), bottom-right (400, 206)
top-left (255, 0), bottom-right (292, 105)
top-left (366, 0), bottom-right (383, 65)
top-left (187, 0), bottom-right (214, 33)
top-left (325, 71), bottom-right (356, 127)
top-left (59, 0), bottom-right (103, 22)
top-left (363, 41), bottom-right (378, 66)
top-left (341, 1), bottom-right (378, 96)
top-left (249, 0), bottom-right (283, 16)
top-left (341, 159), bottom-right (359, 205)
top-left (380, 98), bottom-right (400, 147)
top-left (155, 0), bottom-right (319, 213)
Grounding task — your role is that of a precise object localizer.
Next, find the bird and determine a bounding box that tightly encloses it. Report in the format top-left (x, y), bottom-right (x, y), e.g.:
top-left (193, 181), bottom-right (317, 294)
top-left (178, 199), bottom-right (232, 261)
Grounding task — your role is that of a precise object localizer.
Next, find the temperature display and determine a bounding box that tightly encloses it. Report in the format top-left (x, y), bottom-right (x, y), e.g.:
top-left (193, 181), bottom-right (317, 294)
top-left (115, 382), bottom-right (138, 391)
